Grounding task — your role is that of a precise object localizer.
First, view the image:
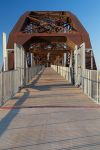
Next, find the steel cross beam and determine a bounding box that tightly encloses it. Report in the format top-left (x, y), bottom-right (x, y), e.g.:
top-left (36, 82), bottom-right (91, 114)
top-left (7, 11), bottom-right (97, 70)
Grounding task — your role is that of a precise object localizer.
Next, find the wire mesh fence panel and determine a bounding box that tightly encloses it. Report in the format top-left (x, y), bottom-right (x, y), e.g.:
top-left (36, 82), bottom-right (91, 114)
top-left (25, 65), bottom-right (43, 84)
top-left (26, 68), bottom-right (29, 84)
top-left (51, 65), bottom-right (100, 104)
top-left (21, 68), bottom-right (25, 86)
top-left (80, 69), bottom-right (99, 103)
top-left (63, 67), bottom-right (67, 79)
top-left (65, 67), bottom-right (69, 81)
top-left (84, 69), bottom-right (89, 95)
top-left (51, 65), bottom-right (71, 83)
top-left (80, 69), bottom-right (84, 90)
top-left (88, 70), bottom-right (91, 97)
top-left (29, 68), bottom-right (32, 82)
top-left (0, 65), bottom-right (43, 106)
top-left (7, 71), bottom-right (17, 101)
top-left (3, 71), bottom-right (12, 102)
top-left (91, 70), bottom-right (97, 101)
top-left (13, 70), bottom-right (20, 94)
top-left (3, 71), bottom-right (9, 102)
top-left (32, 67), bottom-right (37, 76)
top-left (59, 66), bottom-right (61, 75)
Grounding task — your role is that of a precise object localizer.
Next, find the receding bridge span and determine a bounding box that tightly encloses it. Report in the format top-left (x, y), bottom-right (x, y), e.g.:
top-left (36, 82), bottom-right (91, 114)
top-left (0, 11), bottom-right (100, 150)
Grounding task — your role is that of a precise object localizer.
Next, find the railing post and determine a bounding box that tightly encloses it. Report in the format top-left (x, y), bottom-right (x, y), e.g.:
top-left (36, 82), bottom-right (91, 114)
top-left (14, 43), bottom-right (17, 70)
top-left (3, 32), bottom-right (8, 71)
top-left (74, 45), bottom-right (78, 85)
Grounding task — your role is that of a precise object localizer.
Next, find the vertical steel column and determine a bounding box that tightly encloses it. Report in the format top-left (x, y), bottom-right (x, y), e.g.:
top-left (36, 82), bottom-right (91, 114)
top-left (74, 45), bottom-right (78, 85)
top-left (14, 43), bottom-right (17, 70)
top-left (64, 53), bottom-right (67, 67)
top-left (81, 43), bottom-right (86, 70)
top-left (69, 50), bottom-right (73, 68)
top-left (70, 50), bottom-right (74, 84)
top-left (47, 53), bottom-right (50, 67)
top-left (3, 32), bottom-right (8, 71)
top-left (31, 53), bottom-right (33, 67)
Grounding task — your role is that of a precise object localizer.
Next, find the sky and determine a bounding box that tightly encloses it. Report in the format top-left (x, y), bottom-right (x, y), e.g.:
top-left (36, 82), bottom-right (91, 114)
top-left (0, 0), bottom-right (100, 69)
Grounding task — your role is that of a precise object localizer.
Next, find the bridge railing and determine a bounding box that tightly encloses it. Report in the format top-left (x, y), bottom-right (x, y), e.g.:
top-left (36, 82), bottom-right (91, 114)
top-left (26, 66), bottom-right (42, 83)
top-left (0, 70), bottom-right (20, 106)
top-left (51, 65), bottom-right (100, 104)
top-left (51, 65), bottom-right (72, 83)
top-left (0, 65), bottom-right (43, 106)
top-left (80, 69), bottom-right (100, 103)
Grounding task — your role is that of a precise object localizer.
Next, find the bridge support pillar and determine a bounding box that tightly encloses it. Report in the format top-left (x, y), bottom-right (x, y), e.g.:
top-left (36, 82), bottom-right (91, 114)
top-left (14, 43), bottom-right (17, 70)
top-left (64, 53), bottom-right (67, 67)
top-left (74, 43), bottom-right (86, 86)
top-left (47, 53), bottom-right (50, 67)
top-left (69, 50), bottom-right (73, 68)
top-left (31, 53), bottom-right (33, 67)
top-left (91, 50), bottom-right (93, 70)
top-left (81, 43), bottom-right (86, 70)
top-left (74, 45), bottom-right (78, 85)
top-left (3, 32), bottom-right (8, 71)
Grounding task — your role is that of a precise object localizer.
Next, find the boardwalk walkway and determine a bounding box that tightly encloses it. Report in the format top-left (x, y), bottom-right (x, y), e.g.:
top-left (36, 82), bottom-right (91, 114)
top-left (0, 68), bottom-right (100, 150)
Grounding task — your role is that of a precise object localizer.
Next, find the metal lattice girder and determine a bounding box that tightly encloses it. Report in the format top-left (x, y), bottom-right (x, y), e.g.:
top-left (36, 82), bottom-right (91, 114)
top-left (7, 11), bottom-right (92, 49)
top-left (7, 11), bottom-right (97, 70)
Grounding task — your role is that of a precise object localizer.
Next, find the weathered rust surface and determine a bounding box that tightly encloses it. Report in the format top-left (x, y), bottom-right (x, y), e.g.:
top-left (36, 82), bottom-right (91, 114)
top-left (7, 11), bottom-right (92, 49)
top-left (8, 52), bottom-right (14, 70)
top-left (7, 11), bottom-right (96, 70)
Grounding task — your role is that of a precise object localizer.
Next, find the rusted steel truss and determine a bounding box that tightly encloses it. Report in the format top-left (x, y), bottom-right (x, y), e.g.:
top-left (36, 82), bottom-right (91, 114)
top-left (7, 11), bottom-right (96, 69)
top-left (22, 13), bottom-right (75, 34)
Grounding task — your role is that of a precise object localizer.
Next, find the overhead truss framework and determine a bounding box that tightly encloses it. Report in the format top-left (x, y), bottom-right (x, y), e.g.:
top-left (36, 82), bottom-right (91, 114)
top-left (7, 11), bottom-right (96, 69)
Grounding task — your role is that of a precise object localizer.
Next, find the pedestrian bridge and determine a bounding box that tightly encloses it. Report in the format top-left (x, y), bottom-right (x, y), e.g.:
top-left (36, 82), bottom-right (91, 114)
top-left (0, 67), bottom-right (100, 150)
top-left (0, 11), bottom-right (100, 149)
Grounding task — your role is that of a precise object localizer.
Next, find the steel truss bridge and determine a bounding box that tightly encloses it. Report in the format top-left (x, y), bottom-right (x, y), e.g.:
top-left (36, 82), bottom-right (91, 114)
top-left (0, 11), bottom-right (100, 150)
top-left (1, 10), bottom-right (99, 104)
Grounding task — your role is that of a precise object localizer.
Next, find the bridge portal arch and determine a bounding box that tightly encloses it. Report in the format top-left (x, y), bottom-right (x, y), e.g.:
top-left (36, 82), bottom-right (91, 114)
top-left (7, 11), bottom-right (96, 71)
